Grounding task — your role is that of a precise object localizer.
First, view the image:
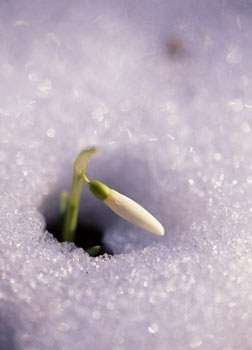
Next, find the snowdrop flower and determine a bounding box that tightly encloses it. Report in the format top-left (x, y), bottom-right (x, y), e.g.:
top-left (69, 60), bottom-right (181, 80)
top-left (61, 147), bottom-right (165, 247)
top-left (83, 175), bottom-right (164, 236)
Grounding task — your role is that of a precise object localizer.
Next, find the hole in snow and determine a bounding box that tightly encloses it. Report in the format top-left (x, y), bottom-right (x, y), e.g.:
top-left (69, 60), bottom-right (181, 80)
top-left (41, 187), bottom-right (115, 256)
top-left (45, 217), bottom-right (113, 256)
top-left (40, 145), bottom-right (165, 255)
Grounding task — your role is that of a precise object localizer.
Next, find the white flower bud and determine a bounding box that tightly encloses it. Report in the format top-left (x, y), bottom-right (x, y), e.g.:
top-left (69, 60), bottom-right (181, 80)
top-left (104, 189), bottom-right (164, 236)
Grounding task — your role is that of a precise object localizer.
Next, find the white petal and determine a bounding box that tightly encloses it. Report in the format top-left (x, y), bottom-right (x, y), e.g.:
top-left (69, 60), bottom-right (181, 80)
top-left (104, 190), bottom-right (164, 236)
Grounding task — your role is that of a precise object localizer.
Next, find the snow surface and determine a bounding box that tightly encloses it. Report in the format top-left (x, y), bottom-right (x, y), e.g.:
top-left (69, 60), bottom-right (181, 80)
top-left (1, 0), bottom-right (252, 349)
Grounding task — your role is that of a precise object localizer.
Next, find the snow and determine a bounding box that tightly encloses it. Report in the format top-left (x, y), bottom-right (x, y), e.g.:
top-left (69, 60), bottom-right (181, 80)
top-left (1, 0), bottom-right (252, 349)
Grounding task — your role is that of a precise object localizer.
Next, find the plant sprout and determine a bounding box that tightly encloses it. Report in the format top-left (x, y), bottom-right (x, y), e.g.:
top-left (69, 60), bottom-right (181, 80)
top-left (61, 147), bottom-right (164, 253)
top-left (62, 147), bottom-right (99, 243)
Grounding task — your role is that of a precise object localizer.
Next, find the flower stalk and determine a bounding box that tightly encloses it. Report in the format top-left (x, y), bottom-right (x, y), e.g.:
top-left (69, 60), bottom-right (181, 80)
top-left (61, 147), bottom-right (99, 242)
top-left (62, 171), bottom-right (84, 242)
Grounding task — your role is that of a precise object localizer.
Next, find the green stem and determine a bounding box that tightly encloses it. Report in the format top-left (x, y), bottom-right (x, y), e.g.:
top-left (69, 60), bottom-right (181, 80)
top-left (61, 146), bottom-right (99, 243)
top-left (62, 173), bottom-right (83, 242)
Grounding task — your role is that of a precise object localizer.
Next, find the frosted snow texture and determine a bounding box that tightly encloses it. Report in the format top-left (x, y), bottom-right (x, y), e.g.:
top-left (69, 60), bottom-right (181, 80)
top-left (1, 1), bottom-right (252, 349)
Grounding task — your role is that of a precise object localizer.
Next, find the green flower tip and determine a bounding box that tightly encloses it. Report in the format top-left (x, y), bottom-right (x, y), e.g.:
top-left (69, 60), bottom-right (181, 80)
top-left (89, 180), bottom-right (111, 201)
top-left (82, 173), bottom-right (110, 200)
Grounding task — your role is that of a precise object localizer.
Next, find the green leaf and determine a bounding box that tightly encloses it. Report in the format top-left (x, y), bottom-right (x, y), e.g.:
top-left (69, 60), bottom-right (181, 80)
top-left (62, 146), bottom-right (99, 243)
top-left (60, 191), bottom-right (68, 217)
top-left (86, 245), bottom-right (102, 257)
top-left (74, 146), bottom-right (100, 177)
